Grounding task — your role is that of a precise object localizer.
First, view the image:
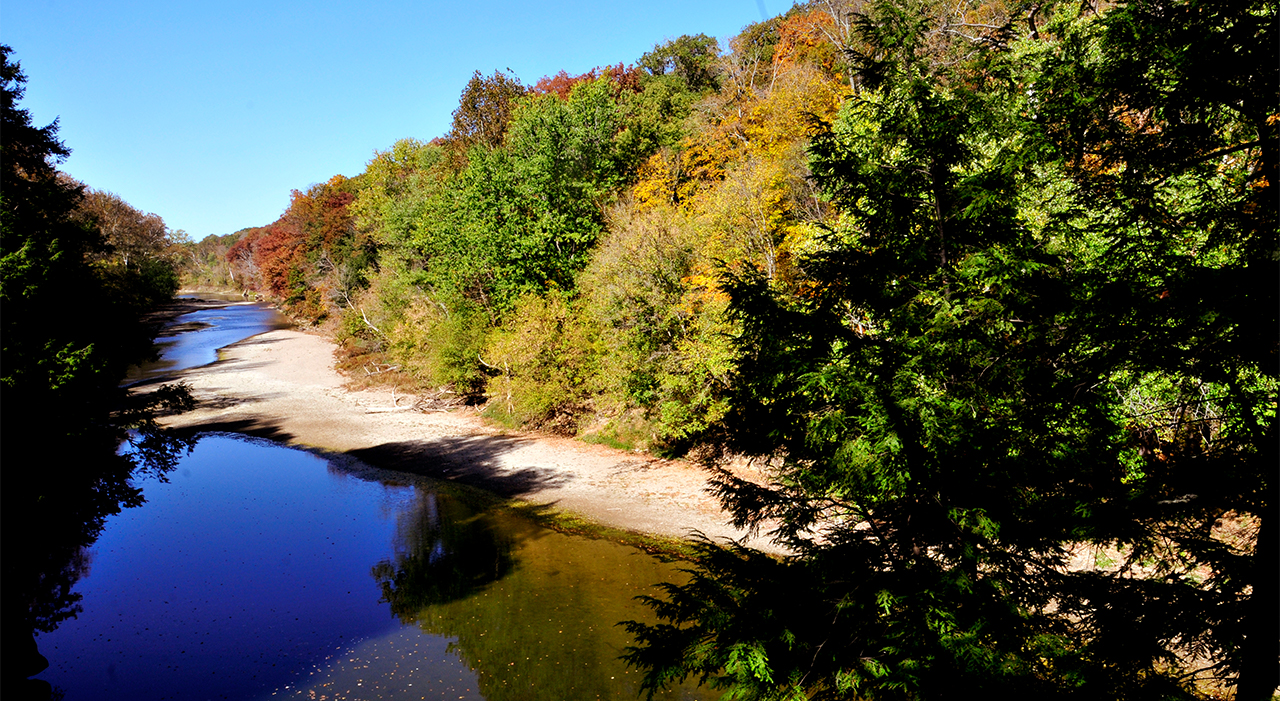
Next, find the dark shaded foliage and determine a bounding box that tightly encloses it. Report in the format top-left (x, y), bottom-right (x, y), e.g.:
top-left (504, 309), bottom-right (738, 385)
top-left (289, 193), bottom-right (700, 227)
top-left (1, 45), bottom-right (195, 700)
top-left (624, 1), bottom-right (1276, 698)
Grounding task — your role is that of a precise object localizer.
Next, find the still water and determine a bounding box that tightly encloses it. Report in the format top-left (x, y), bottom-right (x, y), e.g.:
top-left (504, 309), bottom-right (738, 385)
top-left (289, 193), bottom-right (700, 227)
top-left (125, 295), bottom-right (291, 383)
top-left (34, 435), bottom-right (709, 700)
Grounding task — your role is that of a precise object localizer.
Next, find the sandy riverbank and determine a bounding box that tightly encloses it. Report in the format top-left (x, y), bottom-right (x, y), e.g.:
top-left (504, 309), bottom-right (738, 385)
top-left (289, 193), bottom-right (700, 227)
top-left (157, 326), bottom-right (782, 552)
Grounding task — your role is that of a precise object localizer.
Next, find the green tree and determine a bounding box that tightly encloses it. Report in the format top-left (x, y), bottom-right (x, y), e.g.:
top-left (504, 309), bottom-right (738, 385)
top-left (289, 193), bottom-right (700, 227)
top-left (501, 76), bottom-right (630, 286)
top-left (1032, 1), bottom-right (1277, 696)
top-left (350, 138), bottom-right (447, 255)
top-left (1, 44), bottom-right (193, 698)
top-left (408, 76), bottom-right (633, 315)
top-left (624, 1), bottom-right (1275, 699)
top-left (639, 34), bottom-right (723, 93)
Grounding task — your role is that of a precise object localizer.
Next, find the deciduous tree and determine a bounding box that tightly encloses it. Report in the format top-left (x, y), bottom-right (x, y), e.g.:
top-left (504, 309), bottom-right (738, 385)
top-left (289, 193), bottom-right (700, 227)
top-left (623, 1), bottom-right (1276, 699)
top-left (446, 69), bottom-right (528, 154)
top-left (639, 34), bottom-right (723, 94)
top-left (74, 189), bottom-right (168, 269)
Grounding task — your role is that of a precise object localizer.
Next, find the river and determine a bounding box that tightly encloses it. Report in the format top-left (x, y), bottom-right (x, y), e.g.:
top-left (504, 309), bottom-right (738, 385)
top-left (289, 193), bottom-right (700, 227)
top-left (124, 293), bottom-right (293, 383)
top-left (33, 299), bottom-right (710, 700)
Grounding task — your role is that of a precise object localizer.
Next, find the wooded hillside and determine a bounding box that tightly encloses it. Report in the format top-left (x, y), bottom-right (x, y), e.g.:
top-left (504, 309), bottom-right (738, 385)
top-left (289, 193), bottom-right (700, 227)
top-left (176, 1), bottom-right (1276, 697)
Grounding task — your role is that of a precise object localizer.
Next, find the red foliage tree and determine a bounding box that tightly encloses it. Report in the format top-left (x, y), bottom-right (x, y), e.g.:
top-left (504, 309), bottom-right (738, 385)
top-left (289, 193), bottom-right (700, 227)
top-left (601, 62), bottom-right (644, 95)
top-left (532, 63), bottom-right (644, 100)
top-left (223, 175), bottom-right (361, 319)
top-left (532, 69), bottom-right (594, 100)
top-left (250, 221), bottom-right (304, 299)
top-left (225, 227), bottom-right (265, 291)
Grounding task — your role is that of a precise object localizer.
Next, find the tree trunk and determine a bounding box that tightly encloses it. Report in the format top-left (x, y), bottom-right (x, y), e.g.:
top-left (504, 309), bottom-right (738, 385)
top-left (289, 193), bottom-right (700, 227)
top-left (1235, 447), bottom-right (1278, 701)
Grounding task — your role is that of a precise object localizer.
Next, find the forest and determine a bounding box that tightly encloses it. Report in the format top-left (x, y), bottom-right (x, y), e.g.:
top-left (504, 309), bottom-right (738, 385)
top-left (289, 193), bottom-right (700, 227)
top-left (177, 1), bottom-right (1276, 698)
top-left (6, 0), bottom-right (1275, 697)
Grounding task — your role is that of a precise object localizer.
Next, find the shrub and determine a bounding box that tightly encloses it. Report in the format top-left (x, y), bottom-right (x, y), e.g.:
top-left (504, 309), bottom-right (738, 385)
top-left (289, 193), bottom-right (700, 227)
top-left (480, 292), bottom-right (596, 432)
top-left (387, 299), bottom-right (489, 396)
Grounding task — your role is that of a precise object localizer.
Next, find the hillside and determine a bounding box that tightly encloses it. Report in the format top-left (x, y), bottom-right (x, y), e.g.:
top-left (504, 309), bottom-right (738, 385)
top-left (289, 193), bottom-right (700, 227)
top-left (174, 1), bottom-right (1277, 698)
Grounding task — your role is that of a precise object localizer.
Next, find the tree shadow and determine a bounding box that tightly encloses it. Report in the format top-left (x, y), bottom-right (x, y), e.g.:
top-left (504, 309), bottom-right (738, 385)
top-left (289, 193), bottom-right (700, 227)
top-left (225, 333), bottom-right (287, 350)
top-left (347, 436), bottom-right (572, 499)
top-left (168, 416), bottom-right (296, 444)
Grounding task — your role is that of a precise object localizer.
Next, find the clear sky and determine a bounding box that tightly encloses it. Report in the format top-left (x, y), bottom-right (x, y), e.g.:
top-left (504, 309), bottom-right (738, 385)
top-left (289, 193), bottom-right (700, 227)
top-left (4, 0), bottom-right (774, 240)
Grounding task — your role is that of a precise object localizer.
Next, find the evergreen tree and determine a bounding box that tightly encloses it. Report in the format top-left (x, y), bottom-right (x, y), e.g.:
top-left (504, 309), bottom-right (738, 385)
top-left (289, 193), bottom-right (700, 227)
top-left (1, 45), bottom-right (193, 698)
top-left (624, 1), bottom-right (1276, 698)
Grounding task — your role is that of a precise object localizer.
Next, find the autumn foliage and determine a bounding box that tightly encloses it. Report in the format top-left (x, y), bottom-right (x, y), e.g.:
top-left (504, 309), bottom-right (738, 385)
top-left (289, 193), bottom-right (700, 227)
top-left (223, 175), bottom-right (360, 322)
top-left (532, 63), bottom-right (644, 100)
top-left (196, 5), bottom-right (853, 431)
top-left (171, 5), bottom-right (1277, 695)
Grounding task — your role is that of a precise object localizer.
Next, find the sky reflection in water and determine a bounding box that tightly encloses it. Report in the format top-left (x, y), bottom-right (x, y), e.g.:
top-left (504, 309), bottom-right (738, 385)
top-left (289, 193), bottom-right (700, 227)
top-left (125, 297), bottom-right (291, 383)
top-left (35, 435), bottom-right (708, 700)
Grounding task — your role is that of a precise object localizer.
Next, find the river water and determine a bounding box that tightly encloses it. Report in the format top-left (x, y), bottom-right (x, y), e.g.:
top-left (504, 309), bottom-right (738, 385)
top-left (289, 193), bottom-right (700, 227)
top-left (35, 300), bottom-right (710, 700)
top-left (124, 294), bottom-right (292, 383)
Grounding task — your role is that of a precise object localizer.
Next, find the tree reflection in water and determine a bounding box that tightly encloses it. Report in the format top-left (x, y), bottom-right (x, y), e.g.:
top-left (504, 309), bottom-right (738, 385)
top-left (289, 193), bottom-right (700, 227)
top-left (368, 489), bottom-right (715, 701)
top-left (5, 418), bottom-right (194, 701)
top-left (373, 490), bottom-right (517, 614)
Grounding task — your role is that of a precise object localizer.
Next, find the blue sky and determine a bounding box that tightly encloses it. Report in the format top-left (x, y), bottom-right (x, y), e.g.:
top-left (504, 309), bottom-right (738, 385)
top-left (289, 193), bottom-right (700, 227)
top-left (4, 0), bottom-right (774, 240)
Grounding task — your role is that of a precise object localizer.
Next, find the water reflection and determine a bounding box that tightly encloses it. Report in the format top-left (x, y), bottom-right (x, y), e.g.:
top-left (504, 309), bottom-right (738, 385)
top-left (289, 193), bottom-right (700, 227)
top-left (34, 436), bottom-right (424, 699)
top-left (363, 489), bottom-right (712, 700)
top-left (374, 491), bottom-right (517, 614)
top-left (124, 298), bottom-right (290, 383)
top-left (34, 435), bottom-right (712, 700)
top-left (395, 531), bottom-right (709, 701)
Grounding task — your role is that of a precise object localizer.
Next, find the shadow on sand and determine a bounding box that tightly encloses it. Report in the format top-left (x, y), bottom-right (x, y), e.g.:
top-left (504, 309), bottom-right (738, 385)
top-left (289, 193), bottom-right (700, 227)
top-left (174, 416), bottom-right (567, 500)
top-left (172, 416), bottom-right (298, 445)
top-left (348, 436), bottom-right (571, 499)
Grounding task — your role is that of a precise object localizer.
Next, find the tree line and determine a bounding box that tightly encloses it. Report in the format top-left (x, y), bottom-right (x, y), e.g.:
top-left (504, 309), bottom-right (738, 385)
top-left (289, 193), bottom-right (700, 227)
top-left (1, 44), bottom-right (192, 699)
top-left (177, 0), bottom-right (1275, 698)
